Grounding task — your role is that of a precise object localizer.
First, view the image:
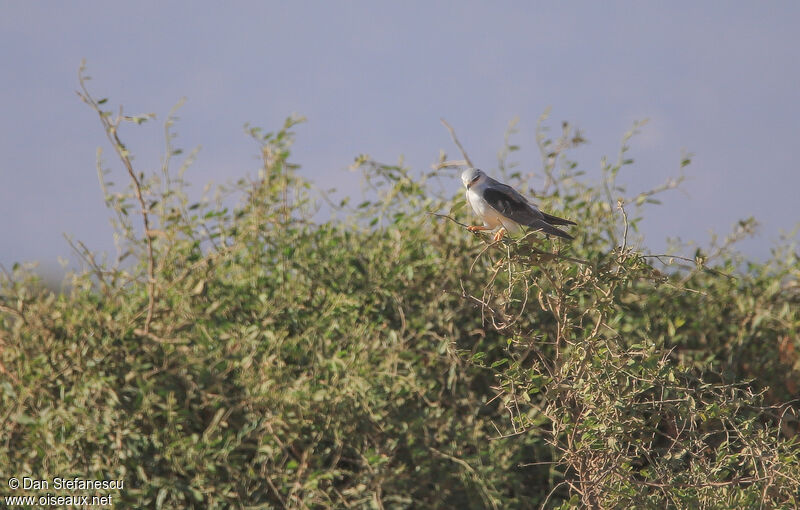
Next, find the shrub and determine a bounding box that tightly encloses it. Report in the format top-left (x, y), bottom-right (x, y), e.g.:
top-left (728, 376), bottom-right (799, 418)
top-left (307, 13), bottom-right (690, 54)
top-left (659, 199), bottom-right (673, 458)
top-left (0, 67), bottom-right (798, 508)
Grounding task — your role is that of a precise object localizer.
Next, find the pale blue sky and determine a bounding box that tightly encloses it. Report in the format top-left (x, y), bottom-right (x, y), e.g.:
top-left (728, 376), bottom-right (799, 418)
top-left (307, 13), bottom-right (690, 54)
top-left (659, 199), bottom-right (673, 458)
top-left (2, 2), bottom-right (799, 274)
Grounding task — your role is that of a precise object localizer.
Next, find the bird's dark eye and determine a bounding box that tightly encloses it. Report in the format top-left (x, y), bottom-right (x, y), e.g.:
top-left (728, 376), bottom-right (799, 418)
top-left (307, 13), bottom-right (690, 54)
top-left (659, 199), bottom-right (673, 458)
top-left (470, 176), bottom-right (480, 184)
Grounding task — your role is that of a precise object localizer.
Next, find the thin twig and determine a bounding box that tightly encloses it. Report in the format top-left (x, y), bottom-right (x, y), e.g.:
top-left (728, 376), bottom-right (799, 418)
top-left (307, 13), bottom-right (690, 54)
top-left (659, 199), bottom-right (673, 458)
top-left (440, 118), bottom-right (474, 168)
top-left (428, 447), bottom-right (499, 510)
top-left (133, 328), bottom-right (188, 345)
top-left (433, 159), bottom-right (469, 170)
top-left (63, 235), bottom-right (111, 295)
top-left (618, 199), bottom-right (629, 253)
top-left (0, 304), bottom-right (25, 323)
top-left (77, 62), bottom-right (157, 334)
top-left (642, 253), bottom-right (735, 280)
top-left (427, 212), bottom-right (470, 229)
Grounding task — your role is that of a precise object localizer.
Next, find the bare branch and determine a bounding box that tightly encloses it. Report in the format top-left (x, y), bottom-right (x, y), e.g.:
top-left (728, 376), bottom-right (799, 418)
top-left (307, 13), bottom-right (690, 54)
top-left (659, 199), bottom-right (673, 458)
top-left (77, 61), bottom-right (157, 334)
top-left (440, 118), bottom-right (474, 168)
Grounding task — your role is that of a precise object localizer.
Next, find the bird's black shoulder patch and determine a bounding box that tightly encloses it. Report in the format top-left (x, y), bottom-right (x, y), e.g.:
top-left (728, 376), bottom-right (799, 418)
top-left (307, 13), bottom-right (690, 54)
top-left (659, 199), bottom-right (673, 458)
top-left (483, 188), bottom-right (529, 215)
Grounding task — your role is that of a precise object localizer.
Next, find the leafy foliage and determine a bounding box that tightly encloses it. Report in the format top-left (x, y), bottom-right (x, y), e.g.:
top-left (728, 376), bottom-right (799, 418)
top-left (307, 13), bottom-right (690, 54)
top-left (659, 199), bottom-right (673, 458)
top-left (1, 71), bottom-right (798, 508)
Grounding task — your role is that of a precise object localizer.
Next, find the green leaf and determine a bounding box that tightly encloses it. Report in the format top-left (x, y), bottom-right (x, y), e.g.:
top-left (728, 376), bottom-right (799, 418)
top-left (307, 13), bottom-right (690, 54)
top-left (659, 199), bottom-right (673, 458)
top-left (491, 358), bottom-right (508, 368)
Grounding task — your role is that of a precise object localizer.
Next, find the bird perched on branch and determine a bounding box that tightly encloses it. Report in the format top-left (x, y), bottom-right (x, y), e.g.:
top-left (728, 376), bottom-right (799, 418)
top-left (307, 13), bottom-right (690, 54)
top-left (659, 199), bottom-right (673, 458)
top-left (461, 168), bottom-right (576, 242)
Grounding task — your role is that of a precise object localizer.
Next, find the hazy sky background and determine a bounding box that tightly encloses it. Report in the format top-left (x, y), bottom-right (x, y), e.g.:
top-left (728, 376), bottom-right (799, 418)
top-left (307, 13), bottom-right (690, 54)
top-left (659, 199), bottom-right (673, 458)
top-left (2, 2), bottom-right (799, 276)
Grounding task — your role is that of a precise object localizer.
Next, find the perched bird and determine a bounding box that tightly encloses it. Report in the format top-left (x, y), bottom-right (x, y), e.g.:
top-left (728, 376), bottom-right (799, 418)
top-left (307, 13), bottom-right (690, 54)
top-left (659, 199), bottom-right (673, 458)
top-left (461, 168), bottom-right (576, 241)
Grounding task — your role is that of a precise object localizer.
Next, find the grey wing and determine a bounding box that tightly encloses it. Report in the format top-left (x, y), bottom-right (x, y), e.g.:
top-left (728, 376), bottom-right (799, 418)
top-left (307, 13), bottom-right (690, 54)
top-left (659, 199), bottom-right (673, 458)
top-left (483, 182), bottom-right (574, 240)
top-left (482, 182), bottom-right (545, 225)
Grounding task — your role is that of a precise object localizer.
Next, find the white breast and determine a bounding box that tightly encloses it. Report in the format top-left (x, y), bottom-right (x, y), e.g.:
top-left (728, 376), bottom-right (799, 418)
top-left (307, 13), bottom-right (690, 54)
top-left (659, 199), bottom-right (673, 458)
top-left (466, 186), bottom-right (523, 234)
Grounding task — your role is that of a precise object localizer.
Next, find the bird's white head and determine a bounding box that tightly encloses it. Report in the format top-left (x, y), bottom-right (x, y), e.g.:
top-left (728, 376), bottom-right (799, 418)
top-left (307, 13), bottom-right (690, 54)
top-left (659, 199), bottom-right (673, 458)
top-left (461, 168), bottom-right (485, 189)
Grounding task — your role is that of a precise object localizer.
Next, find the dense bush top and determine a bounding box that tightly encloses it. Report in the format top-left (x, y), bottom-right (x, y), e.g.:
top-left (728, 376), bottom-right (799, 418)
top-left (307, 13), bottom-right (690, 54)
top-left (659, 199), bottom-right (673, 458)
top-left (1, 73), bottom-right (798, 508)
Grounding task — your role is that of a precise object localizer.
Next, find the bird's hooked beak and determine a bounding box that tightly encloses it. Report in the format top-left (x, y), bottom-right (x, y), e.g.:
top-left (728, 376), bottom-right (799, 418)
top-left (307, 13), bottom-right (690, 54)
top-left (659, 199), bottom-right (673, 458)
top-left (466, 175), bottom-right (480, 189)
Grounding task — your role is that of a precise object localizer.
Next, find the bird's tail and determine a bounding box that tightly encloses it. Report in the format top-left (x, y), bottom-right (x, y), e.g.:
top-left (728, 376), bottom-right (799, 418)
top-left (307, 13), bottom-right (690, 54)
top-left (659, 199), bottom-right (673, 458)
top-left (541, 212), bottom-right (576, 226)
top-left (529, 220), bottom-right (574, 240)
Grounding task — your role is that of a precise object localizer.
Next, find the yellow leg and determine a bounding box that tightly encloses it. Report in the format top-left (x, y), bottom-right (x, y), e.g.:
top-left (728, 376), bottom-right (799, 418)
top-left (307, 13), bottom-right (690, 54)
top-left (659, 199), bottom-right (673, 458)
top-left (467, 225), bottom-right (492, 233)
top-left (492, 228), bottom-right (507, 242)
